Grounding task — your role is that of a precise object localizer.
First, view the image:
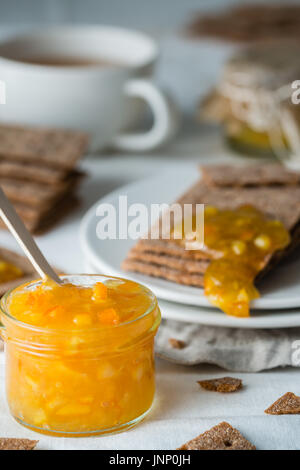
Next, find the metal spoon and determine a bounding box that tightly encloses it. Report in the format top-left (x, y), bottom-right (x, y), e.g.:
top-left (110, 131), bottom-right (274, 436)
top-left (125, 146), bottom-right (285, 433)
top-left (0, 186), bottom-right (61, 284)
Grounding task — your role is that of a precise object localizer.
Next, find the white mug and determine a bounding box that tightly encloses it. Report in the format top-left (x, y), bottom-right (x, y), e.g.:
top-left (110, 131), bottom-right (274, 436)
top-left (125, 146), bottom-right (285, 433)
top-left (0, 26), bottom-right (178, 152)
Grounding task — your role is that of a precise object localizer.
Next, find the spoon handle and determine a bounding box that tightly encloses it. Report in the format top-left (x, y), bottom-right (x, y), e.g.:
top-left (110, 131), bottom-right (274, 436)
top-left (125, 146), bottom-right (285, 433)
top-left (0, 186), bottom-right (61, 284)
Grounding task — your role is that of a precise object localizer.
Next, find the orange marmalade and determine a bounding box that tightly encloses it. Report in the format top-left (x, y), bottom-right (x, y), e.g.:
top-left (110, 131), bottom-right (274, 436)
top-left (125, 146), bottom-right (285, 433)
top-left (0, 259), bottom-right (23, 283)
top-left (0, 275), bottom-right (160, 436)
top-left (178, 206), bottom-right (290, 317)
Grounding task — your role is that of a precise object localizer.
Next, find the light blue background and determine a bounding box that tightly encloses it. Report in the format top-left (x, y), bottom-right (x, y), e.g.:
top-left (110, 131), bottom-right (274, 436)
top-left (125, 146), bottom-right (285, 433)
top-left (0, 0), bottom-right (293, 30)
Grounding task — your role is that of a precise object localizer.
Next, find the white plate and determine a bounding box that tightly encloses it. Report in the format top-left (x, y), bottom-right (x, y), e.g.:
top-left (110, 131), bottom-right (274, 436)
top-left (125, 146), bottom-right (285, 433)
top-left (84, 257), bottom-right (300, 328)
top-left (80, 164), bottom-right (300, 314)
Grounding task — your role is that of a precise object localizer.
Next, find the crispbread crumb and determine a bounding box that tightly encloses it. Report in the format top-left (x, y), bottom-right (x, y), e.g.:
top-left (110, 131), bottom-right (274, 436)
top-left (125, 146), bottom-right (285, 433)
top-left (198, 377), bottom-right (242, 393)
top-left (169, 338), bottom-right (186, 349)
top-left (178, 422), bottom-right (255, 450)
top-left (265, 392), bottom-right (300, 415)
top-left (0, 438), bottom-right (38, 450)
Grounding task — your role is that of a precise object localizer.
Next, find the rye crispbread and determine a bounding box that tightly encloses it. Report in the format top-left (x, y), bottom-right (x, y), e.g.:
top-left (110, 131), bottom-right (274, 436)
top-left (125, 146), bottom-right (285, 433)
top-left (0, 159), bottom-right (83, 185)
top-left (11, 194), bottom-right (76, 223)
top-left (198, 377), bottom-right (243, 393)
top-left (122, 258), bottom-right (205, 287)
top-left (0, 438), bottom-right (38, 450)
top-left (201, 164), bottom-right (300, 188)
top-left (265, 392), bottom-right (300, 415)
top-left (187, 4), bottom-right (300, 43)
top-left (130, 239), bottom-right (209, 260)
top-left (0, 124), bottom-right (87, 234)
top-left (126, 249), bottom-right (210, 273)
top-left (178, 422), bottom-right (255, 450)
top-left (123, 164), bottom-right (300, 289)
top-left (0, 172), bottom-right (83, 209)
top-left (0, 124), bottom-right (88, 169)
top-left (0, 194), bottom-right (79, 234)
top-left (33, 195), bottom-right (80, 234)
top-left (176, 181), bottom-right (300, 230)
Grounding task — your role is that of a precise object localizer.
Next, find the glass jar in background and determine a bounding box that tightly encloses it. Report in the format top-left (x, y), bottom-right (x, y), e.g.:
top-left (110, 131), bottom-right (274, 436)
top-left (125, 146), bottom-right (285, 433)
top-left (199, 42), bottom-right (300, 162)
top-left (0, 275), bottom-right (161, 437)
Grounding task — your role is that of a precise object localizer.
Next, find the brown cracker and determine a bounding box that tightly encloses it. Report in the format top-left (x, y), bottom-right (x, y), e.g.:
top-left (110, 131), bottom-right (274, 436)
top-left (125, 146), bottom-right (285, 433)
top-left (123, 228), bottom-right (300, 288)
top-left (178, 422), bottom-right (255, 450)
top-left (265, 392), bottom-right (300, 415)
top-left (0, 194), bottom-right (80, 234)
top-left (169, 338), bottom-right (186, 349)
top-left (187, 4), bottom-right (300, 43)
top-left (0, 124), bottom-right (88, 169)
top-left (201, 164), bottom-right (300, 188)
top-left (198, 377), bottom-right (243, 393)
top-left (133, 239), bottom-right (209, 260)
top-left (0, 172), bottom-right (83, 209)
top-left (122, 259), bottom-right (204, 287)
top-left (0, 438), bottom-right (38, 450)
top-left (177, 180), bottom-right (300, 231)
top-left (0, 159), bottom-right (82, 185)
top-left (11, 190), bottom-right (79, 223)
top-left (33, 194), bottom-right (80, 235)
top-left (126, 249), bottom-right (210, 274)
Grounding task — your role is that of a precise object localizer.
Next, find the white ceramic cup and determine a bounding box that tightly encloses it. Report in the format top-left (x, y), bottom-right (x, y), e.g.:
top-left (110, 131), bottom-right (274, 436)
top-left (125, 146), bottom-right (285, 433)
top-left (0, 26), bottom-right (178, 151)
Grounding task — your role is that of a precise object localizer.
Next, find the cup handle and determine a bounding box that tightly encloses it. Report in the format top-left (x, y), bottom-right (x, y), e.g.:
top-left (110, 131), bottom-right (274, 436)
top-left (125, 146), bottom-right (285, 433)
top-left (112, 79), bottom-right (179, 152)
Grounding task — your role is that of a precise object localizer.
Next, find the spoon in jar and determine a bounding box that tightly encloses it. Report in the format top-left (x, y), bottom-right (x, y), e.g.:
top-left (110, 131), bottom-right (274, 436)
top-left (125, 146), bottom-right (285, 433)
top-left (0, 186), bottom-right (62, 284)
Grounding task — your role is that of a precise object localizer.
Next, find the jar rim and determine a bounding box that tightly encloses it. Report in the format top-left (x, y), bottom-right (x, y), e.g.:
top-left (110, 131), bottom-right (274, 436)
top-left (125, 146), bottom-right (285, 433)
top-left (0, 274), bottom-right (159, 334)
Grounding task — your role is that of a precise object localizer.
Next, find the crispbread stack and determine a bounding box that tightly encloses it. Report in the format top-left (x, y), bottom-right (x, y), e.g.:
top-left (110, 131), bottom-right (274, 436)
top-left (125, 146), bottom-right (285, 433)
top-left (0, 124), bottom-right (88, 233)
top-left (122, 164), bottom-right (300, 287)
top-left (188, 3), bottom-right (300, 43)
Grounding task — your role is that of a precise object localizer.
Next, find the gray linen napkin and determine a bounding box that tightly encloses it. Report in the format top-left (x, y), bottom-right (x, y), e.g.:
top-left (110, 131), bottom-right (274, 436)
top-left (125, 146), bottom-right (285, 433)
top-left (155, 319), bottom-right (300, 372)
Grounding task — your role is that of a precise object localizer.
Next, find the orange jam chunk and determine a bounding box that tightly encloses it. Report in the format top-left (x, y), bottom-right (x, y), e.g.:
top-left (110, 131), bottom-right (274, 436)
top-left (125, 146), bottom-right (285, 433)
top-left (3, 277), bottom-right (160, 436)
top-left (92, 282), bottom-right (107, 300)
top-left (98, 308), bottom-right (120, 325)
top-left (202, 206), bottom-right (290, 317)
